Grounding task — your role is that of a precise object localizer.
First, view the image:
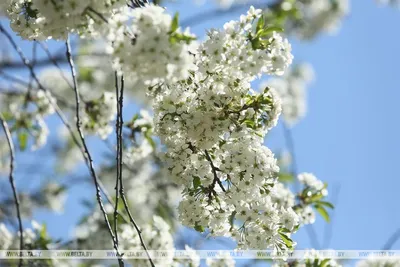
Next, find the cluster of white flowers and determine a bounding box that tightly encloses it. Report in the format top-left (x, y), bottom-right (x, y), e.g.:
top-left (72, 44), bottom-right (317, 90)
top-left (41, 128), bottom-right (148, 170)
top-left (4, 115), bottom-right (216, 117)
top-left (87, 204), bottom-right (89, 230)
top-left (0, 221), bottom-right (46, 250)
top-left (42, 182), bottom-right (67, 214)
top-left (178, 245), bottom-right (201, 267)
top-left (273, 249), bottom-right (341, 267)
top-left (56, 127), bottom-right (83, 172)
top-left (0, 223), bottom-right (13, 249)
top-left (81, 91), bottom-right (117, 139)
top-left (119, 216), bottom-right (175, 266)
top-left (265, 0), bottom-right (349, 39)
top-left (260, 63), bottom-right (314, 126)
top-left (0, 89), bottom-right (56, 150)
top-left (298, 173), bottom-right (325, 192)
top-left (297, 172), bottom-right (328, 225)
top-left (357, 258), bottom-right (400, 267)
top-left (295, 0), bottom-right (349, 39)
top-left (4, 0), bottom-right (127, 40)
top-left (206, 252), bottom-right (236, 267)
top-left (152, 7), bottom-right (298, 251)
top-left (107, 5), bottom-right (196, 86)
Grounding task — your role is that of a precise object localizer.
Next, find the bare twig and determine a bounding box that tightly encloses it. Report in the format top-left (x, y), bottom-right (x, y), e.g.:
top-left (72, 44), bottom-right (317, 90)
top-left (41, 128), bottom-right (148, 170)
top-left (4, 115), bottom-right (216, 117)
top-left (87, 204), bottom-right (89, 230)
top-left (65, 37), bottom-right (124, 267)
top-left (37, 41), bottom-right (74, 89)
top-left (113, 72), bottom-right (121, 246)
top-left (0, 113), bottom-right (24, 267)
top-left (204, 149), bottom-right (226, 202)
top-left (116, 75), bottom-right (156, 267)
top-left (0, 24), bottom-right (119, 219)
top-left (0, 52), bottom-right (108, 69)
top-left (383, 228), bottom-right (400, 250)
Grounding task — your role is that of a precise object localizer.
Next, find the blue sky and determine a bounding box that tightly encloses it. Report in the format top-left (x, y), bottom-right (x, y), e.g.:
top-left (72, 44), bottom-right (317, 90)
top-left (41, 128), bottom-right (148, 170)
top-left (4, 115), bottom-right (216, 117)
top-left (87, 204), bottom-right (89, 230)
top-left (2, 0), bottom-right (400, 260)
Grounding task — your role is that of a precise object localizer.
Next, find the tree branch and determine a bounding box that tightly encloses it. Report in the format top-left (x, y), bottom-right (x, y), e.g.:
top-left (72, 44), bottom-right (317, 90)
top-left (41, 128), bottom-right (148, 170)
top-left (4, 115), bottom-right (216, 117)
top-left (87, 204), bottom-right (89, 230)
top-left (0, 24), bottom-right (121, 228)
top-left (116, 75), bottom-right (156, 267)
top-left (204, 149), bottom-right (226, 202)
top-left (65, 37), bottom-right (124, 267)
top-left (113, 72), bottom-right (121, 248)
top-left (0, 113), bottom-right (23, 267)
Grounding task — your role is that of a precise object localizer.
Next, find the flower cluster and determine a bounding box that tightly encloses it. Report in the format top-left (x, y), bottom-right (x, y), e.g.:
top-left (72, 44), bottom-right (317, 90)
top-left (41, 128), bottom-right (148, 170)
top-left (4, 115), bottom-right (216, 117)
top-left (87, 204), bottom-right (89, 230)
top-left (357, 258), bottom-right (400, 267)
top-left (153, 7), bottom-right (298, 251)
top-left (0, 89), bottom-right (56, 150)
top-left (260, 63), bottom-right (314, 126)
top-left (81, 91), bottom-right (117, 139)
top-left (119, 216), bottom-right (175, 266)
top-left (287, 0), bottom-right (349, 39)
top-left (4, 0), bottom-right (126, 40)
top-left (0, 223), bottom-right (13, 249)
top-left (295, 173), bottom-right (330, 225)
top-left (206, 252), bottom-right (236, 267)
top-left (107, 4), bottom-right (196, 86)
top-left (273, 249), bottom-right (341, 267)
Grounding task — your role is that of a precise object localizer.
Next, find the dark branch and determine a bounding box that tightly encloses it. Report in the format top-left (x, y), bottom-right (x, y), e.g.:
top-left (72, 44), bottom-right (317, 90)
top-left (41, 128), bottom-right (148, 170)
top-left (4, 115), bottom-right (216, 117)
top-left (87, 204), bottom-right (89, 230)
top-left (116, 75), bottom-right (156, 267)
top-left (65, 37), bottom-right (124, 267)
top-left (0, 24), bottom-right (120, 227)
top-left (204, 149), bottom-right (226, 202)
top-left (0, 113), bottom-right (23, 267)
top-left (113, 72), bottom-right (121, 248)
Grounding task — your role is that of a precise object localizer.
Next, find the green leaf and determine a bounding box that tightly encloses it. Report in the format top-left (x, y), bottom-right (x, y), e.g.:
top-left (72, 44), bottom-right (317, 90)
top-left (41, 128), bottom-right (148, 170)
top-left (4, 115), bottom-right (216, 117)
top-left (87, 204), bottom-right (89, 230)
top-left (18, 131), bottom-right (28, 151)
top-left (193, 176), bottom-right (201, 189)
top-left (194, 222), bottom-right (204, 233)
top-left (278, 232), bottom-right (293, 249)
top-left (320, 258), bottom-right (331, 267)
top-left (259, 26), bottom-right (284, 37)
top-left (316, 201), bottom-right (334, 209)
top-left (144, 129), bottom-right (156, 149)
top-left (171, 13), bottom-right (179, 33)
top-left (278, 227), bottom-right (291, 233)
top-left (256, 15), bottom-right (265, 33)
top-left (278, 172), bottom-right (294, 183)
top-left (314, 204), bottom-right (330, 222)
top-left (40, 224), bottom-right (47, 239)
top-left (1, 112), bottom-right (13, 121)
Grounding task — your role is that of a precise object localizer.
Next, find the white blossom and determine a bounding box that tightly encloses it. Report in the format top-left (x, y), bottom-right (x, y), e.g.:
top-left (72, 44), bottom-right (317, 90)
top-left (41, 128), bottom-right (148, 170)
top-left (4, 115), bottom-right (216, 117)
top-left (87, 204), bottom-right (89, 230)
top-left (108, 4), bottom-right (196, 85)
top-left (206, 252), bottom-right (236, 267)
top-left (0, 223), bottom-right (13, 249)
top-left (81, 92), bottom-right (117, 139)
top-left (260, 63), bottom-right (314, 126)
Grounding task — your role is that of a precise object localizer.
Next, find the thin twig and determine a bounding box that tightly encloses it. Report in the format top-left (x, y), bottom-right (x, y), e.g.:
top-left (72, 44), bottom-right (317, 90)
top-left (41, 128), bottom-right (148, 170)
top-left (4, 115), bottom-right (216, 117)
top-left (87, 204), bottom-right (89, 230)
top-left (65, 37), bottom-right (124, 267)
top-left (0, 24), bottom-right (118, 221)
top-left (116, 75), bottom-right (156, 267)
top-left (0, 113), bottom-right (24, 267)
top-left (204, 149), bottom-right (226, 201)
top-left (383, 228), bottom-right (400, 250)
top-left (37, 41), bottom-right (74, 89)
top-left (113, 72), bottom-right (121, 246)
top-left (0, 52), bottom-right (108, 69)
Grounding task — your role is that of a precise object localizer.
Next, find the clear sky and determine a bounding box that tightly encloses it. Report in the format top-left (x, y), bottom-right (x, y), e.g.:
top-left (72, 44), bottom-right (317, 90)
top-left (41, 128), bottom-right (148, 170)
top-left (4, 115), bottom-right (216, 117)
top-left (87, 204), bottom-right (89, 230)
top-left (2, 0), bottom-right (400, 263)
